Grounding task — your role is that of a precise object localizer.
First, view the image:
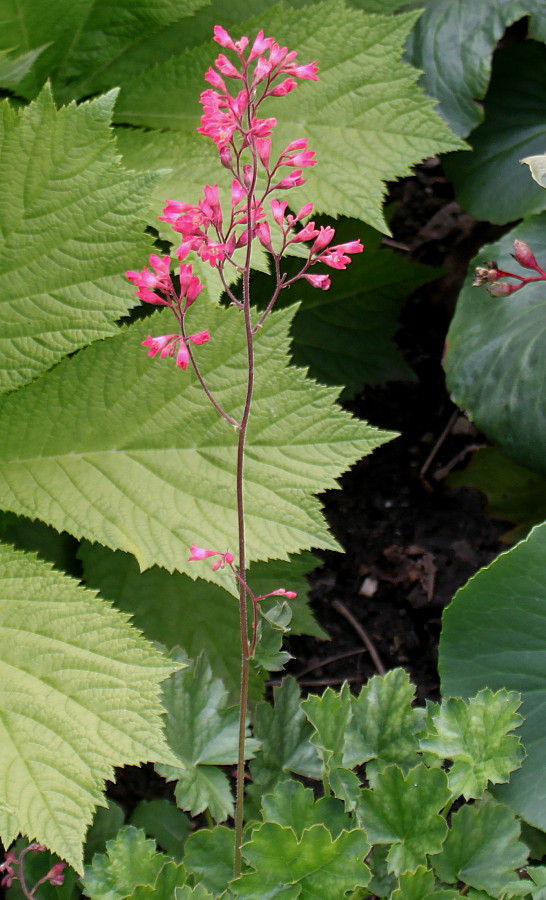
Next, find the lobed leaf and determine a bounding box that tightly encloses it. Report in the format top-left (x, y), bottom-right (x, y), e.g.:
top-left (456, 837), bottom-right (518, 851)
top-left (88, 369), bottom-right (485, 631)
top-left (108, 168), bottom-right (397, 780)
top-left (357, 764), bottom-right (450, 875)
top-left (432, 801), bottom-right (528, 896)
top-left (184, 825), bottom-right (234, 897)
top-left (0, 86), bottom-right (154, 393)
top-left (440, 520), bottom-right (546, 830)
top-left (0, 544), bottom-right (177, 872)
top-left (420, 689), bottom-right (524, 800)
top-left (0, 304), bottom-right (393, 577)
top-left (233, 822), bottom-right (370, 899)
top-left (156, 654), bottom-right (259, 822)
top-left (390, 866), bottom-right (460, 900)
top-left (260, 780), bottom-right (352, 842)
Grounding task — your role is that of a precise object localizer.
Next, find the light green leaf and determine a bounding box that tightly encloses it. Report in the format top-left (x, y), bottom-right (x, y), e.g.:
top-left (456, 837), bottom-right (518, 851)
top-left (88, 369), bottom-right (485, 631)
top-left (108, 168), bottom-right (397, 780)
top-left (432, 802), bottom-right (528, 896)
top-left (357, 764), bottom-right (450, 875)
top-left (527, 867), bottom-right (546, 900)
top-left (345, 668), bottom-right (422, 776)
top-left (78, 541), bottom-right (322, 700)
top-left (444, 40), bottom-right (546, 224)
top-left (302, 683), bottom-right (352, 769)
top-left (233, 823), bottom-right (370, 899)
top-left (444, 215), bottom-right (546, 475)
top-left (82, 825), bottom-right (171, 900)
top-left (522, 153), bottom-right (546, 189)
top-left (405, 0), bottom-right (542, 138)
top-left (0, 304), bottom-right (393, 576)
top-left (390, 866), bottom-right (460, 900)
top-left (129, 799), bottom-right (190, 860)
top-left (247, 677), bottom-right (321, 809)
top-left (156, 654), bottom-right (259, 822)
top-left (0, 85), bottom-right (155, 393)
top-left (420, 689), bottom-right (524, 799)
top-left (446, 447), bottom-right (546, 543)
top-left (115, 1), bottom-right (464, 232)
top-left (439, 520), bottom-right (546, 830)
top-left (261, 780), bottom-right (352, 841)
top-left (0, 544), bottom-right (177, 872)
top-left (175, 886), bottom-right (215, 900)
top-left (127, 861), bottom-right (188, 900)
top-left (0, 0), bottom-right (207, 99)
top-left (184, 825), bottom-right (234, 897)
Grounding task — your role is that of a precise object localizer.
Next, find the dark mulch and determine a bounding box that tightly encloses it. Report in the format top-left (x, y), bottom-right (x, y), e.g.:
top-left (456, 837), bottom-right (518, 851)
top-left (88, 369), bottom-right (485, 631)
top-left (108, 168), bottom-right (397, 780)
top-left (284, 159), bottom-right (511, 702)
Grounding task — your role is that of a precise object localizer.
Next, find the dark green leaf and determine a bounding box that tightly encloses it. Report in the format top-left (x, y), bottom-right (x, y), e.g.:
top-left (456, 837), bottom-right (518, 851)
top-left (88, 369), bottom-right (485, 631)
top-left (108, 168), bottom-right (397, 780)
top-left (129, 800), bottom-right (190, 860)
top-left (184, 826), bottom-right (234, 897)
top-left (440, 520), bottom-right (546, 829)
top-left (260, 780), bottom-right (352, 841)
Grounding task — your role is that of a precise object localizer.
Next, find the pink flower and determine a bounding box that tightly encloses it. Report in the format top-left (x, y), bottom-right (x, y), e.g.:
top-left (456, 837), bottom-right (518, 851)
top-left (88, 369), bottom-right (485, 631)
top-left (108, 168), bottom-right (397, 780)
top-left (141, 332), bottom-right (210, 369)
top-left (45, 863), bottom-right (66, 886)
top-left (255, 221), bottom-right (273, 251)
top-left (249, 30), bottom-right (274, 61)
top-left (214, 53), bottom-right (242, 80)
top-left (317, 239), bottom-right (364, 270)
top-left (188, 543), bottom-right (235, 570)
top-left (255, 588), bottom-right (298, 601)
top-left (274, 170), bottom-right (306, 190)
top-left (213, 25), bottom-right (248, 54)
top-left (311, 226), bottom-right (336, 253)
top-left (267, 78), bottom-right (296, 97)
top-left (281, 61), bottom-right (319, 81)
top-left (304, 272), bottom-right (331, 290)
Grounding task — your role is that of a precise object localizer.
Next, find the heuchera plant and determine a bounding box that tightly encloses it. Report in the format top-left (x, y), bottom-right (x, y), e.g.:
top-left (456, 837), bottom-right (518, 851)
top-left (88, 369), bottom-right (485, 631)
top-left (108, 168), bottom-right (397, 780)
top-left (124, 24), bottom-right (362, 873)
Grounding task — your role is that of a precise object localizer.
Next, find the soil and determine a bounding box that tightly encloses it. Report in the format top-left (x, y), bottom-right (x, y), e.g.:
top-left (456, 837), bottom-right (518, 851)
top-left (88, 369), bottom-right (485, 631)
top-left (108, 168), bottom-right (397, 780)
top-left (284, 158), bottom-right (511, 702)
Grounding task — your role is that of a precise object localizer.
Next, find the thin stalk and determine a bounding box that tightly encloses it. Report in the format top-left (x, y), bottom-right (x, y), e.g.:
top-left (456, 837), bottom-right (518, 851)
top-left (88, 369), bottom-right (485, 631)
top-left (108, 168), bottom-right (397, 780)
top-left (233, 113), bottom-right (259, 876)
top-left (180, 318), bottom-right (240, 428)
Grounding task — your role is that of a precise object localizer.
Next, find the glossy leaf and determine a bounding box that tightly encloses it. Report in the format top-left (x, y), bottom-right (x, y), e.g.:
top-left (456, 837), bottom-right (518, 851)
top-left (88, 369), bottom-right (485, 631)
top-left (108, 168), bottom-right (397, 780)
top-left (357, 764), bottom-right (450, 875)
top-left (420, 689), bottom-right (524, 799)
top-left (444, 215), bottom-right (546, 475)
top-left (0, 305), bottom-right (392, 578)
top-left (156, 654), bottom-right (259, 822)
top-left (405, 0), bottom-right (545, 138)
top-left (440, 520), bottom-right (546, 829)
top-left (233, 822), bottom-right (370, 899)
top-left (432, 802), bottom-right (528, 896)
top-left (390, 866), bottom-right (460, 900)
top-left (444, 41), bottom-right (546, 224)
top-left (0, 545), bottom-right (177, 872)
top-left (0, 86), bottom-right (153, 393)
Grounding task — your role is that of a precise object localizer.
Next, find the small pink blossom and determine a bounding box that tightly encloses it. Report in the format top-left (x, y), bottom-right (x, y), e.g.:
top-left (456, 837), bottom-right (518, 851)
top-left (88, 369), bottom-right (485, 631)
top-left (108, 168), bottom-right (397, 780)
top-left (281, 61), bottom-right (319, 81)
top-left (304, 272), bottom-right (331, 290)
top-left (255, 221), bottom-right (273, 251)
top-left (311, 226), bottom-right (336, 253)
top-left (45, 863), bottom-right (67, 886)
top-left (188, 543), bottom-right (235, 570)
top-left (267, 77), bottom-right (296, 97)
top-left (255, 588), bottom-right (298, 601)
top-left (141, 332), bottom-right (210, 369)
top-left (274, 170), bottom-right (306, 190)
top-left (215, 53), bottom-right (242, 80)
top-left (249, 30), bottom-right (274, 61)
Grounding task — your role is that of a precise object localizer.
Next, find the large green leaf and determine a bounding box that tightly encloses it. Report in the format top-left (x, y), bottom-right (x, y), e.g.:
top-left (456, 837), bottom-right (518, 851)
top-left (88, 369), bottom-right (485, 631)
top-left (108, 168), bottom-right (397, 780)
top-left (156, 654), bottom-right (259, 822)
top-left (357, 764), bottom-right (450, 875)
top-left (0, 544), bottom-right (177, 872)
top-left (0, 0), bottom-right (207, 100)
top-left (114, 1), bottom-right (464, 234)
top-left (78, 542), bottom-right (323, 700)
top-left (0, 85), bottom-right (154, 393)
top-left (405, 0), bottom-right (546, 138)
top-left (0, 304), bottom-right (393, 577)
top-left (260, 780), bottom-right (352, 841)
top-left (82, 826), bottom-right (181, 900)
top-left (432, 801), bottom-right (528, 896)
top-left (420, 690), bottom-right (524, 800)
top-left (444, 215), bottom-right (546, 475)
top-left (444, 40), bottom-right (546, 224)
top-left (232, 823), bottom-right (370, 899)
top-left (390, 866), bottom-right (459, 900)
top-left (439, 520), bottom-right (546, 830)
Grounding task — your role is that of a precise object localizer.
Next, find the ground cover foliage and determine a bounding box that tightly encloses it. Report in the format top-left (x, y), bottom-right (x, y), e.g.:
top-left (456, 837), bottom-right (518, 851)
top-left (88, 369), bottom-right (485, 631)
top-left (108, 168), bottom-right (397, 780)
top-left (0, 1), bottom-right (546, 898)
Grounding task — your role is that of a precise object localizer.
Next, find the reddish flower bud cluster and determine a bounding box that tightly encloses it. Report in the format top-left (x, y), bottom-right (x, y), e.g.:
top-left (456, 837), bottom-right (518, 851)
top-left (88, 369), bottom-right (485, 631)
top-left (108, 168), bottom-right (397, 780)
top-left (0, 844), bottom-right (66, 892)
top-left (474, 239), bottom-right (546, 297)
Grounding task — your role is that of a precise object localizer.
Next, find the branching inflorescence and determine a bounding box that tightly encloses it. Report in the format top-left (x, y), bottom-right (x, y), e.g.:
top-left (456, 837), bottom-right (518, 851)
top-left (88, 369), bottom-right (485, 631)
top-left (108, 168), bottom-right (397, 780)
top-left (125, 23), bottom-right (363, 873)
top-left (474, 238), bottom-right (546, 295)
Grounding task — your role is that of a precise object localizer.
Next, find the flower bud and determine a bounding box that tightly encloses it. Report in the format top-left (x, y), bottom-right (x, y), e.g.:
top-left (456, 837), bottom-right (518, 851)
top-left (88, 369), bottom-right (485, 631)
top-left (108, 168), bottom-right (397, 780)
top-left (487, 281), bottom-right (519, 297)
top-left (512, 239), bottom-right (539, 270)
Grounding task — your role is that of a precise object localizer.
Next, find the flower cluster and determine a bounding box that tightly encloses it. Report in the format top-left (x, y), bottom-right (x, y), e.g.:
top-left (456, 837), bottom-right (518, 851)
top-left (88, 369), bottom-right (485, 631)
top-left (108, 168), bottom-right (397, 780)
top-left (0, 844), bottom-right (66, 891)
top-left (474, 239), bottom-right (546, 296)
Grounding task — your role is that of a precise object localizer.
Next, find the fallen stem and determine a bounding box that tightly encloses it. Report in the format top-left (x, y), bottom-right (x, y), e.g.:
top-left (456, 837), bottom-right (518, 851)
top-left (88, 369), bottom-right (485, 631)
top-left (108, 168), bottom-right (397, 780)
top-left (332, 599), bottom-right (386, 676)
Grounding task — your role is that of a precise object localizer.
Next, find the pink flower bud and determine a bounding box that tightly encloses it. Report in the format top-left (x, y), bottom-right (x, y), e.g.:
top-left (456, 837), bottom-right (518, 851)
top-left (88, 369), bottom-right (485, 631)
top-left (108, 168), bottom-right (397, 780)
top-left (267, 78), bottom-right (296, 97)
top-left (512, 239), bottom-right (539, 270)
top-left (213, 25), bottom-right (237, 51)
top-left (219, 145), bottom-right (233, 169)
top-left (311, 225), bottom-right (336, 253)
top-left (274, 170), bottom-right (306, 190)
top-left (303, 273), bottom-right (331, 290)
top-left (188, 544), bottom-right (235, 569)
top-left (204, 67), bottom-right (227, 91)
top-left (45, 863), bottom-right (66, 886)
top-left (256, 137), bottom-right (271, 168)
top-left (255, 221), bottom-right (273, 251)
top-left (271, 199), bottom-right (288, 226)
top-left (215, 54), bottom-right (242, 79)
top-left (249, 30), bottom-right (273, 61)
top-left (487, 281), bottom-right (520, 296)
top-left (252, 56), bottom-right (272, 85)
